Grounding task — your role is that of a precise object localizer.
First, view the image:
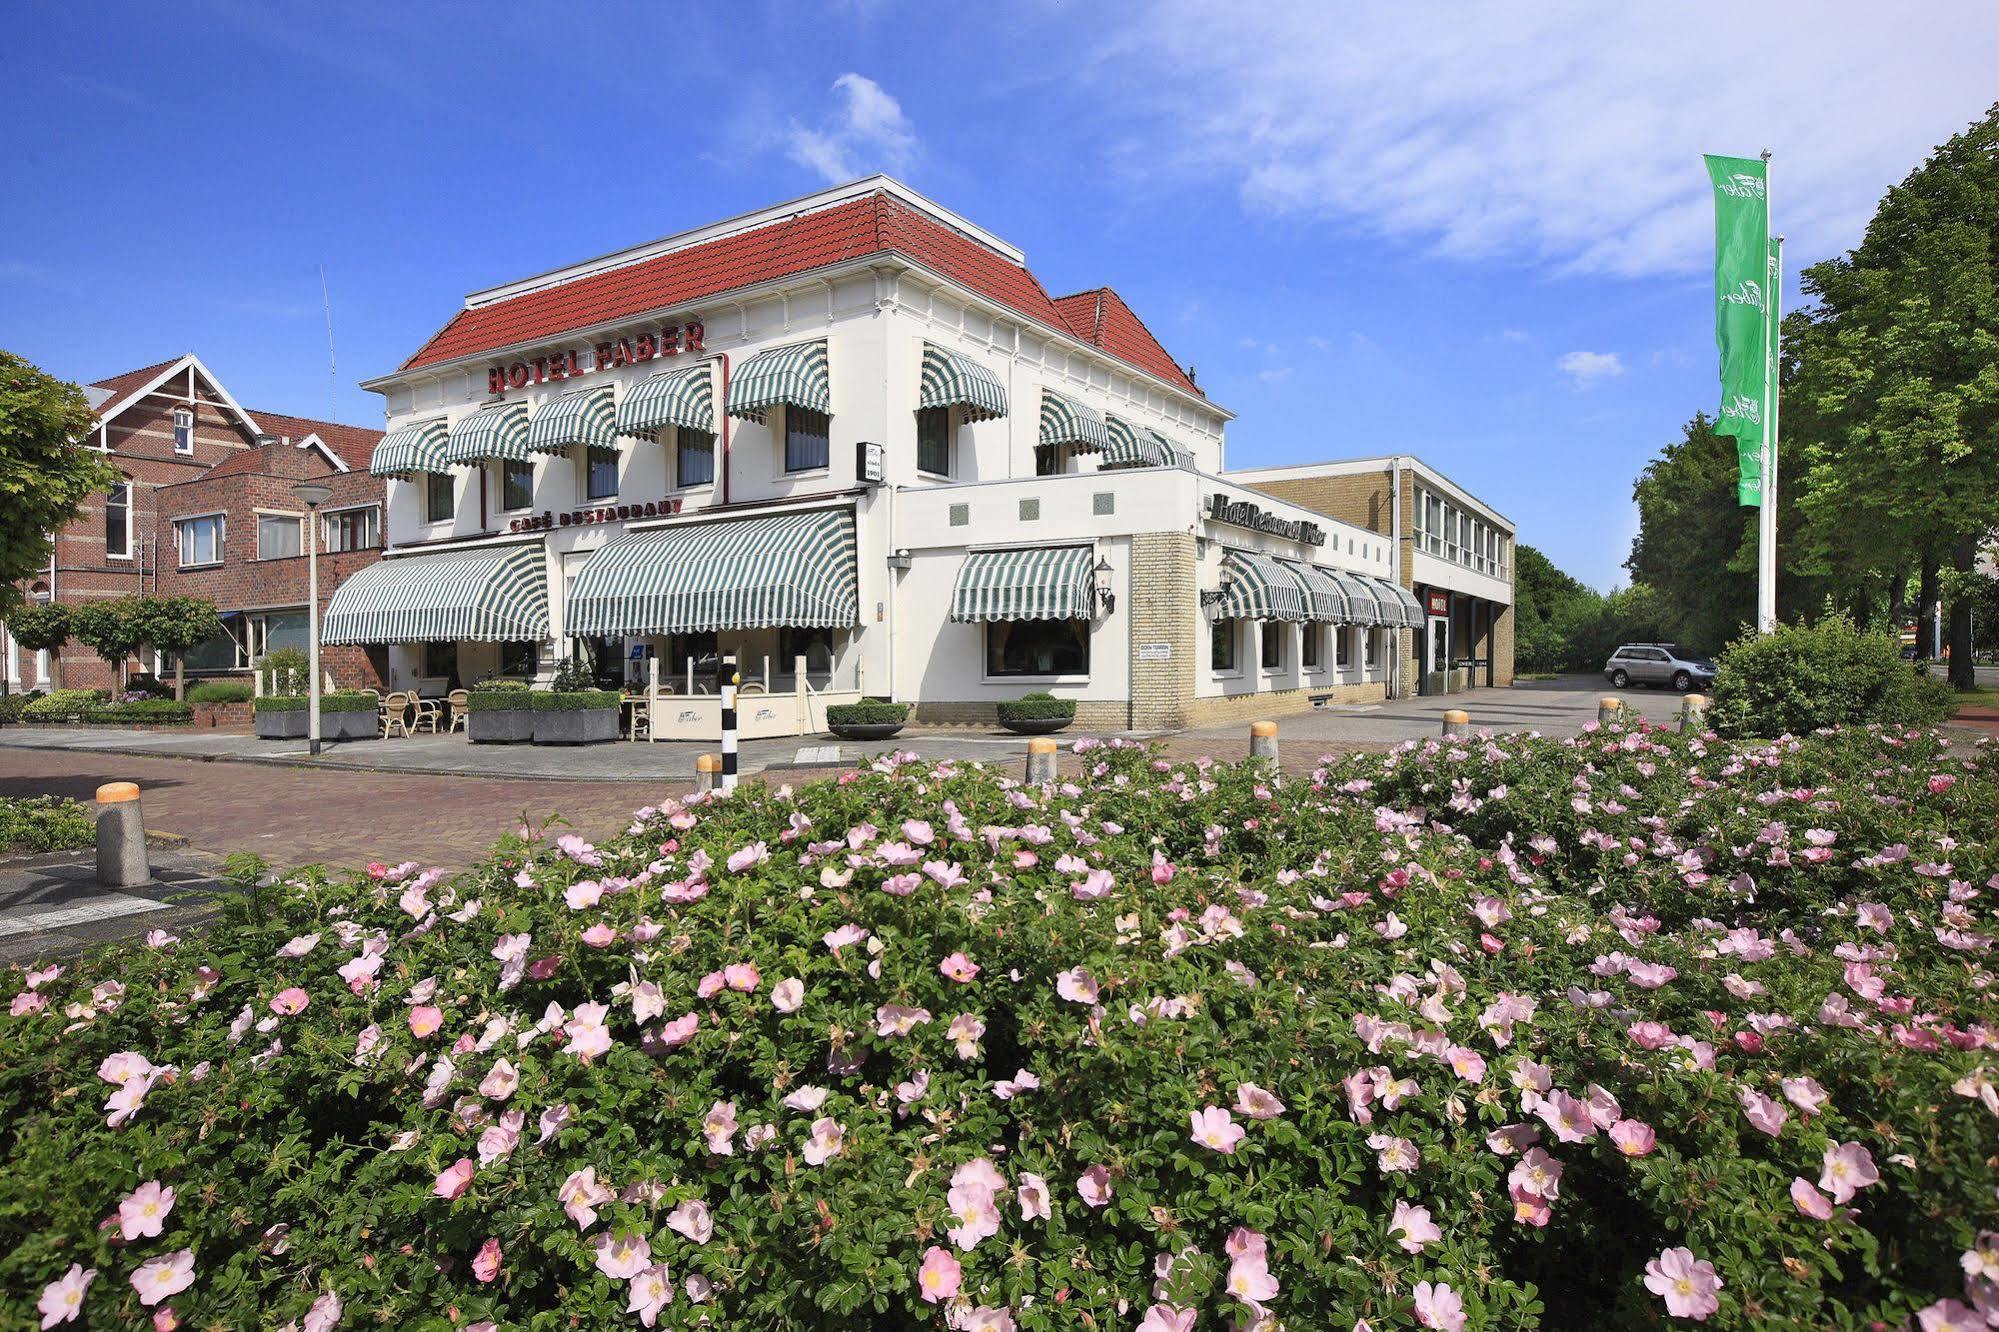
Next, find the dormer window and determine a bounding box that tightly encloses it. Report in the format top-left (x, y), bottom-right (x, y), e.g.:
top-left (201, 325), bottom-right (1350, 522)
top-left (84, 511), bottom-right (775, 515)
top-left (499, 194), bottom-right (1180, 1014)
top-left (172, 407), bottom-right (194, 454)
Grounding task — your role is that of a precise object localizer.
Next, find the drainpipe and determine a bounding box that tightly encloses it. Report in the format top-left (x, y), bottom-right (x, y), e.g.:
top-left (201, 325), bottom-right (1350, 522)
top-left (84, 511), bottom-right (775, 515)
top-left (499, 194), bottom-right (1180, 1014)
top-left (1389, 456), bottom-right (1404, 700)
top-left (713, 351), bottom-right (732, 507)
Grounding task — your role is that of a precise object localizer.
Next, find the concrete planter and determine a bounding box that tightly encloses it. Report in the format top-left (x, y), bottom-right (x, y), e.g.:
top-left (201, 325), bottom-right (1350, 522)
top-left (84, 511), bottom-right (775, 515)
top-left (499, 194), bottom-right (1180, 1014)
top-left (324, 709), bottom-right (380, 742)
top-left (469, 706), bottom-right (535, 744)
top-left (532, 707), bottom-right (620, 745)
top-left (254, 709), bottom-right (309, 740)
top-left (998, 715), bottom-right (1072, 736)
top-left (829, 721), bottom-right (904, 741)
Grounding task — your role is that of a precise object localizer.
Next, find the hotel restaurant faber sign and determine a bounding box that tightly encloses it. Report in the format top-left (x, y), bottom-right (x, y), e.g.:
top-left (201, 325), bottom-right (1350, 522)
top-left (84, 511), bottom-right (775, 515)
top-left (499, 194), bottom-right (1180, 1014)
top-left (485, 321), bottom-right (706, 395)
top-left (1205, 493), bottom-right (1326, 547)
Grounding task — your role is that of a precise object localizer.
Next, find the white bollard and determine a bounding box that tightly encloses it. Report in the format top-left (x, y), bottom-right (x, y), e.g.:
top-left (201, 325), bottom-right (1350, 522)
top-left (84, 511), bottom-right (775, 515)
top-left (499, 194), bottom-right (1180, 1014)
top-left (1024, 737), bottom-right (1059, 784)
top-left (95, 781), bottom-right (149, 888)
top-left (1680, 693), bottom-right (1708, 733)
top-left (1598, 696), bottom-right (1624, 727)
top-left (1441, 708), bottom-right (1469, 738)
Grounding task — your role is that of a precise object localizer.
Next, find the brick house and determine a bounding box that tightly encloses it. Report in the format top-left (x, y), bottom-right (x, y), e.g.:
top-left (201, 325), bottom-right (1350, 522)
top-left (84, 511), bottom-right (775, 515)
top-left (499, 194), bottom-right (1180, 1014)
top-left (3, 353), bottom-right (386, 691)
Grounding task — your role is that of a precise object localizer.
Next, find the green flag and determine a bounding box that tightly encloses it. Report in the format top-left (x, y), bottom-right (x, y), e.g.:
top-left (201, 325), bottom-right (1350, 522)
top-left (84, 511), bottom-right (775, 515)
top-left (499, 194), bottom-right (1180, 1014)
top-left (1705, 153), bottom-right (1769, 506)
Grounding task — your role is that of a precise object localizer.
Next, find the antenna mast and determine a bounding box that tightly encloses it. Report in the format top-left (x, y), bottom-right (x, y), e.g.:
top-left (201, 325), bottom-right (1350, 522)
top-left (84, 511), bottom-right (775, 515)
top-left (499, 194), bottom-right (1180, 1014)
top-left (318, 265), bottom-right (338, 423)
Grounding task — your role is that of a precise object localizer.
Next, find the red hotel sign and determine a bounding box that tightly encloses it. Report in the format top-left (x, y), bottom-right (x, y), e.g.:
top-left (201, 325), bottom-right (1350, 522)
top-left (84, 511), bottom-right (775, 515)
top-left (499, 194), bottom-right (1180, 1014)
top-left (487, 321), bottom-right (705, 395)
top-left (1426, 590), bottom-right (1449, 617)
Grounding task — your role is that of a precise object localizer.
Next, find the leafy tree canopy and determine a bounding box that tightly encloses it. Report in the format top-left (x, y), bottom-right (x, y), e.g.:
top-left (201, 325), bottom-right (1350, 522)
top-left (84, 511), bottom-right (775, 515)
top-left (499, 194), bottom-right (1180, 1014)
top-left (0, 351), bottom-right (119, 616)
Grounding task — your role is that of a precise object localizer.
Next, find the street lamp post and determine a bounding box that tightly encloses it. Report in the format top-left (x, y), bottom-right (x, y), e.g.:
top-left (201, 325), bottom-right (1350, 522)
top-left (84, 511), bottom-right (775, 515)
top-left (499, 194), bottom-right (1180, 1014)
top-left (293, 480), bottom-right (334, 755)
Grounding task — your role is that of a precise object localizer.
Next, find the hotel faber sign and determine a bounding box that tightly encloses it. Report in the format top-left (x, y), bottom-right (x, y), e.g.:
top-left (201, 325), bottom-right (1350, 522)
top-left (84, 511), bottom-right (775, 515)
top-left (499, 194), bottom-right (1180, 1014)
top-left (486, 321), bottom-right (706, 395)
top-left (1205, 493), bottom-right (1325, 547)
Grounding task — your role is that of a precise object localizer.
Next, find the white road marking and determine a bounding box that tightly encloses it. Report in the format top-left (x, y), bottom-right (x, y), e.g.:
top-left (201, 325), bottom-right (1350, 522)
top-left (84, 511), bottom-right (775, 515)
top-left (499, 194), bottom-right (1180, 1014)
top-left (0, 894), bottom-right (171, 938)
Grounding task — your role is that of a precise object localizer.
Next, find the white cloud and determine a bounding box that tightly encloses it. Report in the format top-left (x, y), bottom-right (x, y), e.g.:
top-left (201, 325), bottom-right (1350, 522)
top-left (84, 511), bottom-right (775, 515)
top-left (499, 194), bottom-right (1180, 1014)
top-left (1096, 3), bottom-right (1999, 276)
top-left (786, 74), bottom-right (918, 184)
top-left (1559, 350), bottom-right (1625, 384)
top-left (1259, 365), bottom-right (1295, 383)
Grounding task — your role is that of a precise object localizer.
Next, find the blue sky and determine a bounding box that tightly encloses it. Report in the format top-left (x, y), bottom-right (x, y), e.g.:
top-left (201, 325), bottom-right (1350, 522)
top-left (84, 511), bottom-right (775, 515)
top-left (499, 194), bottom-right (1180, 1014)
top-left (5, 1), bottom-right (1996, 587)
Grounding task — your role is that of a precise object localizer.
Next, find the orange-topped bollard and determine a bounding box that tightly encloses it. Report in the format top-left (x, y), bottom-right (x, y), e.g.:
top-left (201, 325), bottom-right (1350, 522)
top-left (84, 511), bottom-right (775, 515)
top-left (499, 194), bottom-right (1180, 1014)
top-left (1442, 708), bottom-right (1470, 738)
top-left (1249, 720), bottom-right (1279, 769)
top-left (1025, 737), bottom-right (1059, 784)
top-left (1598, 696), bottom-right (1625, 728)
top-left (695, 753), bottom-right (721, 793)
top-left (1680, 693), bottom-right (1709, 733)
top-left (95, 781), bottom-right (149, 887)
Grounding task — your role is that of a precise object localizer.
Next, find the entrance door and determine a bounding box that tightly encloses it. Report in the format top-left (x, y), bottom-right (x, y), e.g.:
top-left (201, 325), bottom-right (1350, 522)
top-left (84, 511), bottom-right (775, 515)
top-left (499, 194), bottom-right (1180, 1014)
top-left (1425, 611), bottom-right (1451, 695)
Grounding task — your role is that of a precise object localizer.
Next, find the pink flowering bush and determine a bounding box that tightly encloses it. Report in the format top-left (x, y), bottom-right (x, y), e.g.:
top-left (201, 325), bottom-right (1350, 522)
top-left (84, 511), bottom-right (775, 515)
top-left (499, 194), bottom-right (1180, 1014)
top-left (1, 724), bottom-right (1996, 1330)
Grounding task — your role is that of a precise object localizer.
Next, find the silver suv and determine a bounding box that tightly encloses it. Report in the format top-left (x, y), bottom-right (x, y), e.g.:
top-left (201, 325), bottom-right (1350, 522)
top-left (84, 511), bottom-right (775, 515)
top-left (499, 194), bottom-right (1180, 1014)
top-left (1603, 643), bottom-right (1717, 693)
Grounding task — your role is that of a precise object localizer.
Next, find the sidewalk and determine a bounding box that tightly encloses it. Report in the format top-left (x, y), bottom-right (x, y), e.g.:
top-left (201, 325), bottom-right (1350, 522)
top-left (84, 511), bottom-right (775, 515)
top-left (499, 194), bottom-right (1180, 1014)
top-left (0, 847), bottom-right (234, 967)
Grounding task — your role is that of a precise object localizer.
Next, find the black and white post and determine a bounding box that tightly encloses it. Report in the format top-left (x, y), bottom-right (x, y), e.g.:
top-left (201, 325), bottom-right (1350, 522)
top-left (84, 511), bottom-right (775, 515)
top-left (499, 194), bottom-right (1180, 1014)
top-left (717, 652), bottom-right (739, 792)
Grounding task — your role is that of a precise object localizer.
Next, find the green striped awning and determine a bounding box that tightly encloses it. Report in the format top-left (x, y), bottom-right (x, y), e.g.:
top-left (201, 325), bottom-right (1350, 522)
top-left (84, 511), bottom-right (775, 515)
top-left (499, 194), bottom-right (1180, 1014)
top-left (1370, 576), bottom-right (1425, 629)
top-left (1038, 390), bottom-right (1112, 453)
top-left (441, 403), bottom-right (533, 466)
top-left (526, 387), bottom-right (616, 454)
top-left (1326, 569), bottom-right (1386, 627)
top-left (950, 546), bottom-right (1096, 622)
top-left (920, 345), bottom-right (1007, 422)
top-left (1212, 550), bottom-right (1307, 623)
top-left (1283, 561), bottom-right (1352, 623)
top-left (1101, 415), bottom-right (1176, 470)
top-left (322, 544), bottom-right (548, 645)
top-left (567, 508), bottom-right (856, 636)
top-left (617, 365), bottom-right (714, 437)
top-left (726, 340), bottom-right (830, 423)
top-left (369, 419), bottom-right (452, 478)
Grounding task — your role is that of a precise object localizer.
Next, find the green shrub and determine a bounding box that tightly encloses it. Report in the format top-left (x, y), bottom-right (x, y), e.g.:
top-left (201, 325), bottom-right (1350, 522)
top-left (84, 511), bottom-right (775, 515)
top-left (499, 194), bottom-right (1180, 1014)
top-left (77, 700), bottom-right (192, 724)
top-left (1709, 615), bottom-right (1957, 737)
top-left (826, 699), bottom-right (909, 727)
top-left (0, 795), bottom-right (94, 852)
top-left (995, 690), bottom-right (1076, 723)
top-left (0, 695), bottom-right (27, 725)
top-left (466, 686), bottom-right (536, 713)
top-left (254, 692), bottom-right (378, 714)
top-left (187, 681), bottom-right (255, 705)
top-left (124, 672), bottom-right (175, 700)
top-left (20, 689), bottom-right (108, 722)
top-left (529, 690), bottom-right (622, 712)
top-left (472, 678), bottom-right (533, 692)
top-left (549, 659), bottom-right (594, 693)
top-left (258, 648), bottom-right (311, 697)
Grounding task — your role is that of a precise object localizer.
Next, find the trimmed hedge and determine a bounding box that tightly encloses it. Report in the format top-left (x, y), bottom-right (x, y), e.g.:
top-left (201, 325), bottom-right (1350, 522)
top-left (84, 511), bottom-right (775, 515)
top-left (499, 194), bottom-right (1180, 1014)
top-left (0, 696), bottom-right (29, 726)
top-left (187, 681), bottom-right (255, 705)
top-left (529, 690), bottom-right (622, 712)
top-left (995, 691), bottom-right (1076, 723)
top-left (0, 796), bottom-right (95, 853)
top-left (1709, 615), bottom-right (1956, 737)
top-left (79, 700), bottom-right (192, 724)
top-left (20, 690), bottom-right (109, 722)
top-left (254, 692), bottom-right (379, 715)
top-left (825, 699), bottom-right (910, 727)
top-left (466, 688), bottom-right (536, 714)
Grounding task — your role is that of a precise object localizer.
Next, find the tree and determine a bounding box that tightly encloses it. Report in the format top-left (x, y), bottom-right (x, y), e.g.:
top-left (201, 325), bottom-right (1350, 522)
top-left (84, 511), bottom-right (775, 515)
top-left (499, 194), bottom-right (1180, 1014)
top-left (4, 602), bottom-right (69, 691)
top-left (67, 598), bottom-right (145, 692)
top-left (0, 351), bottom-right (120, 617)
top-left (127, 596), bottom-right (225, 700)
top-left (1786, 104), bottom-right (1999, 688)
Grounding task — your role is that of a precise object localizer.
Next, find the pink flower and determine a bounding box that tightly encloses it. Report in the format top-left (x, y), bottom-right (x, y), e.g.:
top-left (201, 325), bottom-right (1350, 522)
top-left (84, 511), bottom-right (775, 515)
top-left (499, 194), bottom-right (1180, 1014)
top-left (1916, 1299), bottom-right (1982, 1332)
top-left (1017, 1172), bottom-right (1051, 1220)
top-left (703, 1100), bottom-right (738, 1155)
top-left (1138, 1306), bottom-right (1196, 1332)
top-left (559, 1167), bottom-right (613, 1229)
top-left (1367, 1132), bottom-right (1419, 1173)
top-left (659, 1011), bottom-right (699, 1047)
top-left (1535, 1089), bottom-right (1597, 1143)
top-left (1789, 1177), bottom-right (1834, 1220)
top-left (301, 1291), bottom-right (341, 1332)
top-left (563, 1002), bottom-right (612, 1060)
top-left (433, 1158), bottom-right (475, 1201)
top-left (627, 1265), bottom-right (673, 1327)
top-left (1077, 1164), bottom-right (1113, 1207)
top-left (408, 1006), bottom-right (443, 1039)
top-left (1643, 1247), bottom-right (1722, 1321)
top-left (1390, 1200), bottom-right (1442, 1253)
top-left (1225, 1236), bottom-right (1279, 1306)
top-left (270, 987), bottom-right (309, 1016)
top-left (1819, 1141), bottom-right (1879, 1204)
top-left (1413, 1280), bottom-right (1466, 1331)
top-left (772, 978), bottom-right (804, 1012)
top-left (37, 1263), bottom-right (94, 1328)
top-left (1609, 1119), bottom-right (1657, 1156)
top-left (1235, 1083), bottom-right (1286, 1119)
top-left (472, 1237), bottom-right (502, 1283)
top-left (667, 1199), bottom-right (713, 1244)
top-left (1189, 1105), bottom-right (1246, 1153)
top-left (1780, 1076), bottom-right (1828, 1116)
top-left (593, 1230), bottom-right (652, 1280)
top-left (1737, 1087), bottom-right (1789, 1137)
top-left (478, 1059), bottom-right (519, 1100)
top-left (131, 1250), bottom-right (195, 1308)
top-left (118, 1180), bottom-right (176, 1240)
top-left (802, 1116), bottom-right (845, 1165)
top-left (939, 952), bottom-right (981, 983)
top-left (726, 841), bottom-right (770, 873)
top-left (917, 1246), bottom-right (962, 1304)
top-left (1055, 967), bottom-right (1100, 1004)
top-left (724, 962), bottom-right (761, 992)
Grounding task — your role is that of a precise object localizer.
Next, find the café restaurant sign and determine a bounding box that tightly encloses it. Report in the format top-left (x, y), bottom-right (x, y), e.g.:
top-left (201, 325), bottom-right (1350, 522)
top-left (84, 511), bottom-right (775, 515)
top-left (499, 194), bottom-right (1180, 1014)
top-left (509, 498), bottom-right (684, 533)
top-left (487, 321), bottom-right (705, 395)
top-left (1205, 493), bottom-right (1326, 547)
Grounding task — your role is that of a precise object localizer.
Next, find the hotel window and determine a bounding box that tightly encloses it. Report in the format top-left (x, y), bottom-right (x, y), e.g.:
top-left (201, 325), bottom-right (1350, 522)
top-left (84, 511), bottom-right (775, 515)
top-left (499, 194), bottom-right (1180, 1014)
top-left (172, 407), bottom-right (194, 455)
top-left (586, 445), bottom-right (620, 500)
top-left (257, 514), bottom-right (302, 561)
top-left (1302, 624), bottom-right (1322, 669)
top-left (784, 406), bottom-right (831, 473)
top-left (916, 406), bottom-right (952, 476)
top-left (986, 619), bottom-right (1089, 677)
top-left (780, 626), bottom-right (835, 677)
top-left (105, 481), bottom-right (132, 558)
top-left (426, 472), bottom-right (455, 524)
top-left (1260, 622), bottom-right (1283, 670)
top-left (175, 514), bottom-right (224, 567)
top-left (676, 428), bottom-right (715, 489)
top-left (1364, 628), bottom-right (1380, 671)
top-left (502, 459), bottom-right (535, 511)
top-left (322, 506), bottom-right (379, 553)
top-left (1336, 625), bottom-right (1352, 670)
top-left (1210, 619), bottom-right (1238, 673)
top-left (1426, 495), bottom-right (1443, 555)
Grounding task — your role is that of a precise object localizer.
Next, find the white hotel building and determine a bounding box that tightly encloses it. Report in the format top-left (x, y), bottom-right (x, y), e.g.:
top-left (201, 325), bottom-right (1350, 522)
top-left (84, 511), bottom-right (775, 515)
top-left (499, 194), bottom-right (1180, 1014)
top-left (339, 177), bottom-right (1428, 735)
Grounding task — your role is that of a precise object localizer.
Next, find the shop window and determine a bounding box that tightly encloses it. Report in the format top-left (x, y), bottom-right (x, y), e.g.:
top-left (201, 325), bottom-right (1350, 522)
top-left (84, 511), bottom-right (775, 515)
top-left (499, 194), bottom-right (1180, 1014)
top-left (1302, 624), bottom-right (1321, 669)
top-left (664, 631), bottom-right (719, 681)
top-left (677, 428), bottom-right (715, 489)
top-left (1034, 444), bottom-right (1062, 477)
top-left (785, 407), bottom-right (831, 473)
top-left (986, 619), bottom-right (1089, 677)
top-left (501, 460), bottom-right (535, 511)
top-left (426, 472), bottom-right (455, 524)
top-left (1365, 628), bottom-right (1380, 671)
top-left (497, 640), bottom-right (537, 679)
top-left (421, 642), bottom-right (459, 683)
top-left (586, 445), bottom-right (620, 500)
top-left (257, 514), bottom-right (302, 561)
top-left (1210, 619), bottom-right (1238, 673)
top-left (1260, 622), bottom-right (1283, 670)
top-left (1336, 626), bottom-right (1352, 670)
top-left (916, 406), bottom-right (952, 476)
top-left (175, 514), bottom-right (224, 567)
top-left (323, 506), bottom-right (379, 552)
top-left (105, 481), bottom-right (132, 558)
top-left (780, 626), bottom-right (836, 677)
top-left (172, 408), bottom-right (194, 455)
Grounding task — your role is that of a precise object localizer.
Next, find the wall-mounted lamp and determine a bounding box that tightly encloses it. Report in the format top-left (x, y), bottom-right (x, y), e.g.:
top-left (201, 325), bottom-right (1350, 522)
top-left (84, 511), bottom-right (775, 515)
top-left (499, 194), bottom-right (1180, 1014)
top-left (886, 549), bottom-right (912, 572)
top-left (1092, 555), bottom-right (1115, 616)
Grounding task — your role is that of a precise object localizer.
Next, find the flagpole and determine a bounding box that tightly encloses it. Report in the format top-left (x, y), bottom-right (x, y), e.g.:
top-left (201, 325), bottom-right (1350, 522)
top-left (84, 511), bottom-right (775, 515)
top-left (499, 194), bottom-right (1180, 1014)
top-left (1757, 150), bottom-right (1780, 634)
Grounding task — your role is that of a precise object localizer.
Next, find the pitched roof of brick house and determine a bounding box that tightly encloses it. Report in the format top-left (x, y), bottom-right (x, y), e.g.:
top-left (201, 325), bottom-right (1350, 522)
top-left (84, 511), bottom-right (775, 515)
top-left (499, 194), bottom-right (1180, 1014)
top-left (246, 410), bottom-right (386, 472)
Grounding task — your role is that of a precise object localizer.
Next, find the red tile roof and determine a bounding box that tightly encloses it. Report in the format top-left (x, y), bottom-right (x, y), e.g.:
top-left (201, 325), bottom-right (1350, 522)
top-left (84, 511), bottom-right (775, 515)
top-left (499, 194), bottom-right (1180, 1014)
top-left (246, 410), bottom-right (385, 472)
top-left (1051, 287), bottom-right (1199, 396)
top-left (88, 356), bottom-right (188, 422)
top-left (194, 448), bottom-right (276, 481)
top-left (399, 192), bottom-right (1204, 398)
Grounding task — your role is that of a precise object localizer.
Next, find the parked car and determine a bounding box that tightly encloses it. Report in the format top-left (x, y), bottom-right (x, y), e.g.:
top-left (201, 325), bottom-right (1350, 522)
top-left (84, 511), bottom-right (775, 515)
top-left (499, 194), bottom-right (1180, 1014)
top-left (1603, 643), bottom-right (1716, 693)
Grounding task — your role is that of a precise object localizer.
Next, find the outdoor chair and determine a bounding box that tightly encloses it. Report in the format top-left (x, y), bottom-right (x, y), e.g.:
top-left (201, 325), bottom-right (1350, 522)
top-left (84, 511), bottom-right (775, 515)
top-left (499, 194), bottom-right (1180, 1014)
top-left (446, 689), bottom-right (469, 734)
top-left (380, 691), bottom-right (413, 738)
top-left (409, 695), bottom-right (444, 734)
